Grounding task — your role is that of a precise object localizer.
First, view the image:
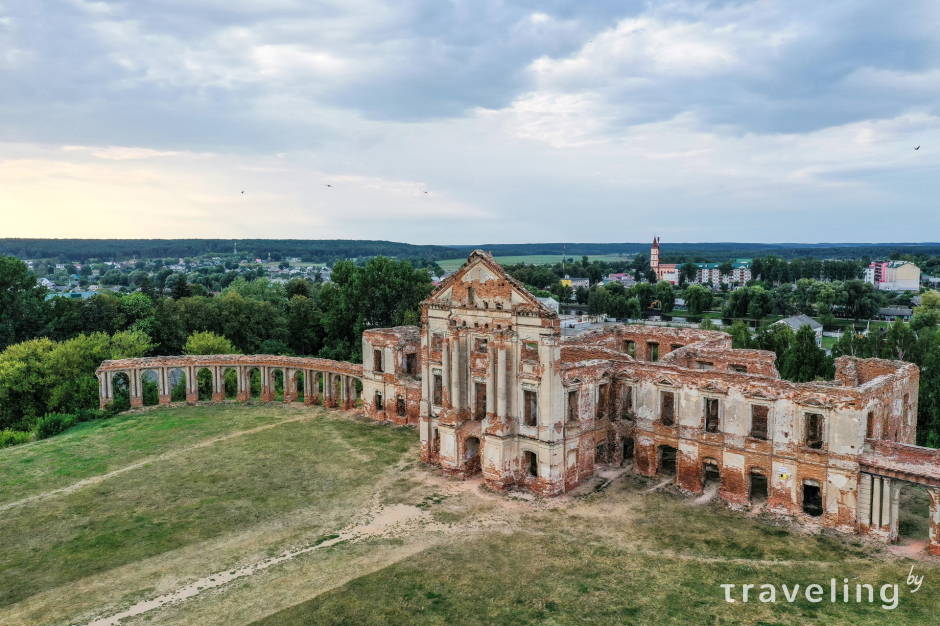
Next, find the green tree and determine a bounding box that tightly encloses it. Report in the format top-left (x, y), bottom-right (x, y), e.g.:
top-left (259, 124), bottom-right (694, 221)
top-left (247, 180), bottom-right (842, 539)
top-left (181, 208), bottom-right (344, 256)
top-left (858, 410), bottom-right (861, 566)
top-left (587, 287), bottom-right (608, 318)
top-left (780, 325), bottom-right (832, 382)
top-left (138, 275), bottom-right (156, 301)
top-left (655, 281), bottom-right (676, 314)
top-left (0, 256), bottom-right (49, 351)
top-left (718, 261), bottom-right (735, 281)
top-left (684, 284), bottom-right (713, 316)
top-left (183, 331), bottom-right (238, 355)
top-left (728, 321), bottom-right (751, 349)
top-left (287, 295), bottom-right (323, 356)
top-left (632, 283), bottom-right (655, 310)
top-left (171, 273), bottom-right (192, 300)
top-left (746, 286), bottom-right (772, 320)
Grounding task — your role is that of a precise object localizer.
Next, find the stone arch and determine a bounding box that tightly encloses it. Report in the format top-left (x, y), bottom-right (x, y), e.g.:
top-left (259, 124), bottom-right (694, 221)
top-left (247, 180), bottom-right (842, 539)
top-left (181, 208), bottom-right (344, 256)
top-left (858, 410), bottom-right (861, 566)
top-left (247, 367), bottom-right (262, 400)
top-left (196, 366), bottom-right (214, 401)
top-left (463, 436), bottom-right (481, 475)
top-left (223, 367), bottom-right (238, 400)
top-left (293, 370), bottom-right (304, 403)
top-left (168, 367), bottom-right (187, 402)
top-left (111, 371), bottom-right (130, 408)
top-left (141, 369), bottom-right (160, 406)
top-left (268, 367), bottom-right (285, 402)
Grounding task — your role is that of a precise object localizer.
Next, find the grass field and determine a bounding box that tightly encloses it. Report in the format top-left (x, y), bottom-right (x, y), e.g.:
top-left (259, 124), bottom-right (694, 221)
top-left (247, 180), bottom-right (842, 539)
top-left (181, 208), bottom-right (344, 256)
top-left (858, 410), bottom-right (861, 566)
top-left (437, 254), bottom-right (633, 272)
top-left (1, 404), bottom-right (938, 626)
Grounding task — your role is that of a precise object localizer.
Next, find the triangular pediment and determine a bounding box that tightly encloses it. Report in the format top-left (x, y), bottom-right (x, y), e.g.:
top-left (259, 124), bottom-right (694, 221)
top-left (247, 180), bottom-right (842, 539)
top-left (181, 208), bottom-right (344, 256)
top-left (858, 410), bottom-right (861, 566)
top-left (798, 397), bottom-right (831, 408)
top-left (746, 390), bottom-right (776, 401)
top-left (423, 250), bottom-right (555, 315)
top-left (655, 376), bottom-right (677, 387)
top-left (700, 382), bottom-right (727, 394)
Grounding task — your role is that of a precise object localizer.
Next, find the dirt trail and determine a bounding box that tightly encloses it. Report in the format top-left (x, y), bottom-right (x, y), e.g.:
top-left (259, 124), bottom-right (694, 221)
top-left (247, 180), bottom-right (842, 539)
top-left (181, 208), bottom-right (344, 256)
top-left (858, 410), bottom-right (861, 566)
top-left (0, 413), bottom-right (315, 513)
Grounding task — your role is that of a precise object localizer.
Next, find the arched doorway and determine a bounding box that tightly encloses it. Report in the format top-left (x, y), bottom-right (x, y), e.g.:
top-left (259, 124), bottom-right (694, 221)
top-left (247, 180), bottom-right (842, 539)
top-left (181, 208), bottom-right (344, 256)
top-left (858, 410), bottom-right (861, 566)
top-left (464, 436), bottom-right (481, 475)
top-left (141, 369), bottom-right (159, 406)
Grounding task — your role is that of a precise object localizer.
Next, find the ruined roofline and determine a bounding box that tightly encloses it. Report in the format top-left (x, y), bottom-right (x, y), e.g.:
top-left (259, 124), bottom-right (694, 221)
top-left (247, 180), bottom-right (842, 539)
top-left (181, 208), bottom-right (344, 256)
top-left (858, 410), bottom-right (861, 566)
top-left (561, 324), bottom-right (728, 346)
top-left (96, 354), bottom-right (363, 377)
top-left (362, 326), bottom-right (421, 346)
top-left (421, 248), bottom-right (558, 318)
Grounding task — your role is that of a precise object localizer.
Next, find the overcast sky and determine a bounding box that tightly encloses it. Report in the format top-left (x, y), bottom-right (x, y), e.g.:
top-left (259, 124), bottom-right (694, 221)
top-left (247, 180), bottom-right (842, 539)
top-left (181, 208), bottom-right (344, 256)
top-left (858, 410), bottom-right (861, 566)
top-left (1, 0), bottom-right (938, 244)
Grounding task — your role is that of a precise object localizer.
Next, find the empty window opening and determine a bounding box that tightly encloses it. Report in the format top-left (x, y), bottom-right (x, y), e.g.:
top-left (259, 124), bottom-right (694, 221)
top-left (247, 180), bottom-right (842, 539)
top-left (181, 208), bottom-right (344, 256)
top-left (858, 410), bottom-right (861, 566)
top-left (805, 413), bottom-right (824, 450)
top-left (697, 361), bottom-right (714, 370)
top-left (433, 374), bottom-right (443, 406)
top-left (524, 450), bottom-right (538, 477)
top-left (897, 484), bottom-right (931, 541)
top-left (659, 445), bottom-right (677, 476)
top-left (622, 438), bottom-right (634, 466)
top-left (523, 390), bottom-right (538, 426)
top-left (731, 364), bottom-right (748, 374)
top-left (866, 411), bottom-right (875, 439)
top-left (620, 385), bottom-right (634, 420)
top-left (405, 353), bottom-right (417, 375)
top-left (671, 344), bottom-right (683, 352)
top-left (431, 334), bottom-right (443, 352)
top-left (704, 460), bottom-right (720, 486)
top-left (596, 383), bottom-right (609, 419)
top-left (374, 392), bottom-right (383, 411)
top-left (483, 301), bottom-right (489, 309)
top-left (432, 428), bottom-right (440, 456)
top-left (373, 349), bottom-right (383, 373)
top-left (567, 390), bottom-right (579, 422)
top-left (523, 341), bottom-right (539, 361)
top-left (648, 343), bottom-right (660, 362)
top-left (750, 405), bottom-right (769, 440)
top-left (623, 340), bottom-right (636, 357)
top-left (596, 443), bottom-right (608, 464)
top-left (475, 338), bottom-right (488, 353)
top-left (464, 436), bottom-right (481, 475)
top-left (749, 471), bottom-right (768, 503)
top-left (496, 302), bottom-right (503, 310)
top-left (802, 481), bottom-right (823, 517)
top-left (704, 398), bottom-right (720, 433)
top-left (474, 382), bottom-right (486, 419)
top-left (468, 286), bottom-right (475, 304)
top-left (660, 391), bottom-right (675, 426)
top-left (397, 396), bottom-right (406, 417)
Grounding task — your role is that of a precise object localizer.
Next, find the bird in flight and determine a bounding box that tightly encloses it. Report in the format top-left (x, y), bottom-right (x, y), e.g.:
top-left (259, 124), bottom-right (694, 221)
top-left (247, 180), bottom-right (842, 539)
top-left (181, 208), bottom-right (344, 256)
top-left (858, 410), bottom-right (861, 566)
top-left (241, 191), bottom-right (244, 193)
top-left (424, 191), bottom-right (428, 194)
top-left (915, 146), bottom-right (920, 150)
top-left (325, 184), bottom-right (332, 188)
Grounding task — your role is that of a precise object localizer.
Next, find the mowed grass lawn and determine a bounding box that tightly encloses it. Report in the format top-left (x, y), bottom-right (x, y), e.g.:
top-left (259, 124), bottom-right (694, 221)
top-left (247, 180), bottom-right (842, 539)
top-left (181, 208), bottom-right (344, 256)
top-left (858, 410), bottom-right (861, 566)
top-left (256, 477), bottom-right (940, 626)
top-left (0, 404), bottom-right (416, 611)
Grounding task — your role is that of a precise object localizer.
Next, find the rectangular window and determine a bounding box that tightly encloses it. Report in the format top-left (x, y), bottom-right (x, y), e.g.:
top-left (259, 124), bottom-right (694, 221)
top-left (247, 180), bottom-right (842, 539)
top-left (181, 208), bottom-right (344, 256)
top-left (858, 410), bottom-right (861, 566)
top-left (648, 343), bottom-right (659, 362)
top-left (433, 374), bottom-right (443, 406)
top-left (567, 390), bottom-right (579, 422)
top-left (696, 361), bottom-right (714, 370)
top-left (660, 391), bottom-right (675, 426)
top-left (866, 411), bottom-right (875, 439)
top-left (405, 353), bottom-right (417, 375)
top-left (373, 349), bottom-right (383, 373)
top-left (750, 405), bottom-right (769, 440)
top-left (474, 382), bottom-right (486, 419)
top-left (374, 392), bottom-right (383, 411)
top-left (397, 396), bottom-right (406, 417)
top-left (731, 364), bottom-right (748, 374)
top-left (623, 340), bottom-right (635, 357)
top-left (671, 344), bottom-right (682, 352)
top-left (523, 341), bottom-right (539, 361)
top-left (704, 398), bottom-right (720, 433)
top-left (620, 385), bottom-right (633, 420)
top-left (431, 334), bottom-right (443, 352)
top-left (524, 390), bottom-right (538, 426)
top-left (805, 413), bottom-right (824, 449)
top-left (475, 338), bottom-right (488, 353)
top-left (596, 384), bottom-right (608, 419)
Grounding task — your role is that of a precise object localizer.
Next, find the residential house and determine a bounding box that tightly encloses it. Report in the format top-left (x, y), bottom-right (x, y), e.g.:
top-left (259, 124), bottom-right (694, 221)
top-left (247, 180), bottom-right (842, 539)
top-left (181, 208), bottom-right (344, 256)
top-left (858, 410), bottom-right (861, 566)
top-left (776, 314), bottom-right (823, 346)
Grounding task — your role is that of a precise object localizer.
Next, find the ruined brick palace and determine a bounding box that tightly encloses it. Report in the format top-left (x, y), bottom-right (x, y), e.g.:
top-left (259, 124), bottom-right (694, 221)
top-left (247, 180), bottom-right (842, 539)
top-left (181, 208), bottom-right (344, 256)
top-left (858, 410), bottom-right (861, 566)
top-left (98, 250), bottom-right (940, 554)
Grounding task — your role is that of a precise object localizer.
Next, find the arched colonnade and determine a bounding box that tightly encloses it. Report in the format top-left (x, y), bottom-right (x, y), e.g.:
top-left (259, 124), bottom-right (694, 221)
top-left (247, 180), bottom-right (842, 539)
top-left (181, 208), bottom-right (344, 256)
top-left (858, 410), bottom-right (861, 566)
top-left (96, 355), bottom-right (362, 410)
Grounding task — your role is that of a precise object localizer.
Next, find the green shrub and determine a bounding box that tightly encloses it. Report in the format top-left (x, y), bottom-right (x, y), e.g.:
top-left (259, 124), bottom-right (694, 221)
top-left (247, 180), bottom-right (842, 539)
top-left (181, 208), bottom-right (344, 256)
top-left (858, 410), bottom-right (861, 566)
top-left (0, 430), bottom-right (33, 448)
top-left (33, 413), bottom-right (77, 440)
top-left (142, 377), bottom-right (159, 405)
top-left (75, 407), bottom-right (107, 422)
top-left (111, 386), bottom-right (131, 413)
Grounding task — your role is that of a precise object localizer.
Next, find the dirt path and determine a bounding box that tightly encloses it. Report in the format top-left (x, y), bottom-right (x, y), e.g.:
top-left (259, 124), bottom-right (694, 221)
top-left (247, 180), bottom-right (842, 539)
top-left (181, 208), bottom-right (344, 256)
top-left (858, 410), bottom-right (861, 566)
top-left (0, 413), bottom-right (316, 513)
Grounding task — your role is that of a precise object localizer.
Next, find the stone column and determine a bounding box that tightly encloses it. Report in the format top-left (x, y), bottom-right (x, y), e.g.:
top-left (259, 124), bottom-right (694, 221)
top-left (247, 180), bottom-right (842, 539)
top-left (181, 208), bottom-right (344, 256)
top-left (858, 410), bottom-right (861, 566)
top-left (928, 488), bottom-right (940, 556)
top-left (324, 373), bottom-right (337, 408)
top-left (442, 338), bottom-right (451, 408)
top-left (260, 366), bottom-right (271, 402)
top-left (98, 372), bottom-right (109, 409)
top-left (450, 336), bottom-right (460, 411)
top-left (881, 478), bottom-right (892, 532)
top-left (130, 369), bottom-right (143, 407)
top-left (212, 366), bottom-right (225, 402)
top-left (186, 366), bottom-right (198, 403)
top-left (496, 342), bottom-right (507, 420)
top-left (871, 477), bottom-right (882, 529)
top-left (486, 342), bottom-right (496, 417)
top-left (284, 368), bottom-right (296, 403)
top-left (889, 480), bottom-right (901, 541)
top-left (858, 473), bottom-right (872, 531)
